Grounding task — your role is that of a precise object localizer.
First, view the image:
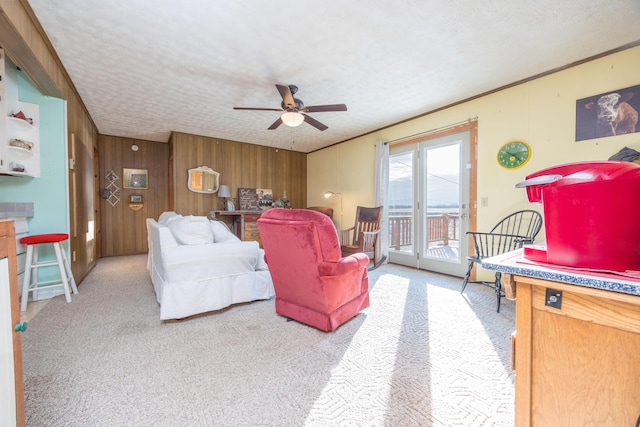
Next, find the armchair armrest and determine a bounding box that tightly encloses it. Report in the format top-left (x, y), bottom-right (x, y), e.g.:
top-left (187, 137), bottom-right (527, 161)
top-left (360, 229), bottom-right (380, 253)
top-left (339, 226), bottom-right (355, 246)
top-left (319, 252), bottom-right (369, 276)
top-left (158, 226), bottom-right (180, 250)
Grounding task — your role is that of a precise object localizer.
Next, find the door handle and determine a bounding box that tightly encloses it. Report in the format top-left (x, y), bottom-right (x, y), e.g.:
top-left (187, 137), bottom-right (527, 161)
top-left (461, 213), bottom-right (468, 219)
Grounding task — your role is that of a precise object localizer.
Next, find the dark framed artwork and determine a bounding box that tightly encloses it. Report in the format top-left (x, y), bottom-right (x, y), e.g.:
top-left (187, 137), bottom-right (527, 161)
top-left (238, 188), bottom-right (273, 211)
top-left (575, 84), bottom-right (640, 141)
top-left (123, 168), bottom-right (148, 189)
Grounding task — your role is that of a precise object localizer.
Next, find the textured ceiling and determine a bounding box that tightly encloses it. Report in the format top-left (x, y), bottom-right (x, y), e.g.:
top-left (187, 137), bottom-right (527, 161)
top-left (26, 0), bottom-right (640, 153)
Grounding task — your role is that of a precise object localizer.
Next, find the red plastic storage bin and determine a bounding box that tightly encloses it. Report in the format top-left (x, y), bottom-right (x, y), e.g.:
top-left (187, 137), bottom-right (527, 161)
top-left (515, 161), bottom-right (640, 271)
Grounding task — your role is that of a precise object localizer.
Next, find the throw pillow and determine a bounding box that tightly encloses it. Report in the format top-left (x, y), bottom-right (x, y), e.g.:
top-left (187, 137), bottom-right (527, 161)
top-left (210, 220), bottom-right (241, 243)
top-left (167, 215), bottom-right (214, 245)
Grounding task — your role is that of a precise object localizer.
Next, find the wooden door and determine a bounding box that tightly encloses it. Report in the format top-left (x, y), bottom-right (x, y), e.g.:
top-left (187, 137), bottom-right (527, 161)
top-left (0, 221), bottom-right (25, 426)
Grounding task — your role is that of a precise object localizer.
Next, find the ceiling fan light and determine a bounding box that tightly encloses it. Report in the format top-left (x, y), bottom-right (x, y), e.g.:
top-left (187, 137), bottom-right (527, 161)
top-left (281, 111), bottom-right (304, 127)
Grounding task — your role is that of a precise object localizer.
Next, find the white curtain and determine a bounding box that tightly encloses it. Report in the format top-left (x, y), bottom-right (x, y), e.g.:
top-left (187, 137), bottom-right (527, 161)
top-left (374, 141), bottom-right (389, 265)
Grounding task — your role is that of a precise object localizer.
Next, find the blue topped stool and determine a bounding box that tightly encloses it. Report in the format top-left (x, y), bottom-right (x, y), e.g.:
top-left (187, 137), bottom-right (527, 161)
top-left (20, 233), bottom-right (78, 312)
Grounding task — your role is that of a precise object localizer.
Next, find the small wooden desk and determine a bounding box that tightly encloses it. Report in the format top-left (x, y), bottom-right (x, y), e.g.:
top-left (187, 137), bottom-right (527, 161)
top-left (210, 210), bottom-right (264, 245)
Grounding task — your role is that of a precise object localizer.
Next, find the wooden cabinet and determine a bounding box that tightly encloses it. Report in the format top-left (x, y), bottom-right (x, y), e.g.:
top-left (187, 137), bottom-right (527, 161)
top-left (0, 220), bottom-right (25, 426)
top-left (512, 275), bottom-right (640, 426)
top-left (242, 214), bottom-right (261, 246)
top-left (211, 211), bottom-right (263, 246)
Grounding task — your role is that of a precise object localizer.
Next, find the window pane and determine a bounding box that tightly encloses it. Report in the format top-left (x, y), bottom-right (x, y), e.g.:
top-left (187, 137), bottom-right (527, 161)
top-left (389, 152), bottom-right (413, 254)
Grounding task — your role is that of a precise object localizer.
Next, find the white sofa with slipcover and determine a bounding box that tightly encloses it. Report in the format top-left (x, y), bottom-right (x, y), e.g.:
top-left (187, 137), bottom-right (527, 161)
top-left (146, 212), bottom-right (274, 320)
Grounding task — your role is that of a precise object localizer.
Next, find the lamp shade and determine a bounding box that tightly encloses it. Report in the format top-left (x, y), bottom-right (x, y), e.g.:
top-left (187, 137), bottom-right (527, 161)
top-left (281, 111), bottom-right (304, 127)
top-left (218, 185), bottom-right (231, 198)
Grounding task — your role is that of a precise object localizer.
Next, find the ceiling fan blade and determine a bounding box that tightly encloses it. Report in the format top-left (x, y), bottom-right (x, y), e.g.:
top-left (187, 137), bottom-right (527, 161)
top-left (276, 84), bottom-right (296, 109)
top-left (303, 114), bottom-right (328, 131)
top-left (303, 104), bottom-right (348, 113)
top-left (234, 107), bottom-right (283, 112)
top-left (268, 117), bottom-right (283, 130)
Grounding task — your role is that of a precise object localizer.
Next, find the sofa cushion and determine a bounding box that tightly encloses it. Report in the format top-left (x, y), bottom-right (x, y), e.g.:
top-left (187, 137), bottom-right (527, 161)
top-left (210, 220), bottom-right (241, 243)
top-left (167, 215), bottom-right (213, 245)
top-left (158, 211), bottom-right (180, 225)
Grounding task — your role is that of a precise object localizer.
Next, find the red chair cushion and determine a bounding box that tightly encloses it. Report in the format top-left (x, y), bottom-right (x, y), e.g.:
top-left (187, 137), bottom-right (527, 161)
top-left (20, 233), bottom-right (69, 245)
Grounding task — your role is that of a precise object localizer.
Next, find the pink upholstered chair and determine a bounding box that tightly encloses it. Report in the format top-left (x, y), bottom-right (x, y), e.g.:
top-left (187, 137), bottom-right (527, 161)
top-left (257, 208), bottom-right (370, 332)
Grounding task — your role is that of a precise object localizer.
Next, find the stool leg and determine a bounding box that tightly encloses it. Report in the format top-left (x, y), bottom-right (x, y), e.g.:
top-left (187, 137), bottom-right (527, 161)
top-left (31, 245), bottom-right (39, 301)
top-left (60, 243), bottom-right (78, 294)
top-left (20, 244), bottom-right (34, 312)
top-left (53, 242), bottom-right (72, 303)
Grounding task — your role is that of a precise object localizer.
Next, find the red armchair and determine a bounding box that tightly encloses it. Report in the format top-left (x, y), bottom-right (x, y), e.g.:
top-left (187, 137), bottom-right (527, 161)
top-left (257, 208), bottom-right (370, 332)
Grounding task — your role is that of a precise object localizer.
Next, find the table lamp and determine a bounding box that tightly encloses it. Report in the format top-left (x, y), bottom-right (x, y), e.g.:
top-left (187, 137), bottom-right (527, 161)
top-left (218, 185), bottom-right (231, 211)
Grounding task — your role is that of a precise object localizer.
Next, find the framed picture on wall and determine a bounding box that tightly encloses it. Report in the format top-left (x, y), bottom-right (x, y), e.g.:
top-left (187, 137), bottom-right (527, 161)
top-left (575, 84), bottom-right (640, 141)
top-left (123, 168), bottom-right (148, 189)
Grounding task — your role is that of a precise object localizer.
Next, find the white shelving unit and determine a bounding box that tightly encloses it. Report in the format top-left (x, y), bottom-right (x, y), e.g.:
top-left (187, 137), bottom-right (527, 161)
top-left (0, 48), bottom-right (5, 175)
top-left (0, 48), bottom-right (40, 178)
top-left (4, 104), bottom-right (40, 177)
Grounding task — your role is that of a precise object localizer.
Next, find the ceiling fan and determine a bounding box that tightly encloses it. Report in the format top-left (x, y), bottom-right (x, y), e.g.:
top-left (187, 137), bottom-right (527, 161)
top-left (233, 84), bottom-right (347, 131)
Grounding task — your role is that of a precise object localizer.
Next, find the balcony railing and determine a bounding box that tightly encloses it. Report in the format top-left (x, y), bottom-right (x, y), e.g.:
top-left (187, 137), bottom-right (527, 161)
top-left (389, 210), bottom-right (460, 250)
top-left (389, 215), bottom-right (413, 249)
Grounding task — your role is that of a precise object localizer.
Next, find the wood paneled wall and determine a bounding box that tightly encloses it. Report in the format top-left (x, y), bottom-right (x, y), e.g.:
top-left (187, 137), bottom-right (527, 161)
top-left (171, 132), bottom-right (307, 216)
top-left (99, 132), bottom-right (307, 256)
top-left (99, 135), bottom-right (170, 256)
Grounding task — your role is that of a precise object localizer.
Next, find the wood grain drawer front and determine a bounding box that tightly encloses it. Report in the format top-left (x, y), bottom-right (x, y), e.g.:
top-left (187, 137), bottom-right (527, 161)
top-left (244, 214), bottom-right (261, 223)
top-left (531, 285), bottom-right (640, 334)
top-left (244, 230), bottom-right (260, 240)
top-left (244, 222), bottom-right (259, 231)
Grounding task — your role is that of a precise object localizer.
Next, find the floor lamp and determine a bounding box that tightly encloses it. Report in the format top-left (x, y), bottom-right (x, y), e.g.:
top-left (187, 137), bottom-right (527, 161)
top-left (324, 191), bottom-right (343, 229)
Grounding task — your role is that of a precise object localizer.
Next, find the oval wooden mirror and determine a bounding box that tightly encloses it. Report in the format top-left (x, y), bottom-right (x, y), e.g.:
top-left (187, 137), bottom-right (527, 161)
top-left (188, 166), bottom-right (220, 194)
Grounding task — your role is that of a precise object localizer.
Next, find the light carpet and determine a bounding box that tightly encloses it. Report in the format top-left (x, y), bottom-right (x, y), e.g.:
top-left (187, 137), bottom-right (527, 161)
top-left (22, 255), bottom-right (515, 426)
